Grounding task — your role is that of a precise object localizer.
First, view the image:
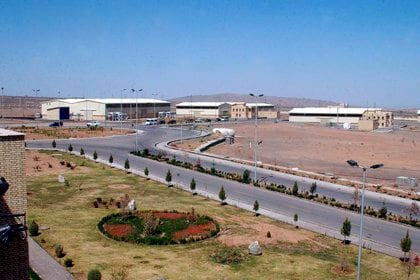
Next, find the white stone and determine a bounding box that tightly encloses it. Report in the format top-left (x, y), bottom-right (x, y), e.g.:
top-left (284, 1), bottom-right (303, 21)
top-left (248, 240), bottom-right (262, 255)
top-left (58, 175), bottom-right (65, 183)
top-left (127, 199), bottom-right (137, 211)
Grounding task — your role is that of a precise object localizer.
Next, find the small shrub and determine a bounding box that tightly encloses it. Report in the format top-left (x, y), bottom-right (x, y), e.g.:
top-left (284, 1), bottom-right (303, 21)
top-left (87, 269), bottom-right (102, 280)
top-left (68, 144), bottom-right (73, 152)
top-left (124, 159), bottom-right (130, 170)
top-left (52, 139), bottom-right (56, 148)
top-left (165, 170), bottom-right (172, 183)
top-left (64, 258), bottom-right (73, 267)
top-left (54, 244), bottom-right (64, 258)
top-left (47, 162), bottom-right (53, 168)
top-left (109, 154), bottom-right (113, 163)
top-left (80, 148), bottom-right (85, 156)
top-left (29, 220), bottom-right (39, 236)
top-left (266, 231), bottom-right (271, 238)
top-left (292, 181), bottom-right (299, 196)
top-left (144, 167), bottom-right (149, 176)
top-left (210, 247), bottom-right (246, 265)
top-left (93, 150), bottom-right (98, 160)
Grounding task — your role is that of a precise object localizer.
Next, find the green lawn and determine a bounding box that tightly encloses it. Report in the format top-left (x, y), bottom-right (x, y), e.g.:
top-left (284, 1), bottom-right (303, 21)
top-left (27, 150), bottom-right (419, 280)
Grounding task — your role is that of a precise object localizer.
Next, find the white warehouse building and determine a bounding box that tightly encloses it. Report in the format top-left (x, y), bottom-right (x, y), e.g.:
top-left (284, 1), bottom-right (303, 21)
top-left (41, 98), bottom-right (170, 121)
top-left (288, 107), bottom-right (381, 124)
top-left (175, 102), bottom-right (231, 119)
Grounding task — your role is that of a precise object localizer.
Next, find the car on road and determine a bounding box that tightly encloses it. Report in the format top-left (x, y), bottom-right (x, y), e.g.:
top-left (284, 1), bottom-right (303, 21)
top-left (49, 121), bottom-right (63, 127)
top-left (86, 120), bottom-right (101, 128)
top-left (145, 118), bottom-right (158, 125)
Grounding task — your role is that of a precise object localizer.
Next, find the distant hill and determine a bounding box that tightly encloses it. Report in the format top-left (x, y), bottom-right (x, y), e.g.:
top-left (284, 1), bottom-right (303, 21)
top-left (169, 93), bottom-right (338, 110)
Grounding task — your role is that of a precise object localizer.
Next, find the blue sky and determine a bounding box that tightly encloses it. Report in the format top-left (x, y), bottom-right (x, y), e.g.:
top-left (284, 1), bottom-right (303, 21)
top-left (0, 0), bottom-right (419, 108)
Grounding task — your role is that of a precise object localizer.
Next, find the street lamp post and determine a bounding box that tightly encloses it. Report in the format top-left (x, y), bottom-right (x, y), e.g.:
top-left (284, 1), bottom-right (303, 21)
top-left (346, 160), bottom-right (384, 280)
top-left (120, 89), bottom-right (126, 130)
top-left (1, 87), bottom-right (4, 118)
top-left (131, 89), bottom-right (143, 152)
top-left (32, 89), bottom-right (40, 126)
top-left (152, 93), bottom-right (158, 118)
top-left (249, 93), bottom-right (264, 183)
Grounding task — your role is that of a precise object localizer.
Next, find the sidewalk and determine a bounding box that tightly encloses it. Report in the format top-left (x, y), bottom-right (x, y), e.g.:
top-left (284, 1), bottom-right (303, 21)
top-left (29, 238), bottom-right (74, 280)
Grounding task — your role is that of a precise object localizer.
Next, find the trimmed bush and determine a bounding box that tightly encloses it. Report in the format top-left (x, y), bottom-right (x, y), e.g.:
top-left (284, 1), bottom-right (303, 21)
top-left (29, 220), bottom-right (39, 236)
top-left (68, 144), bottom-right (73, 152)
top-left (52, 139), bottom-right (56, 148)
top-left (87, 269), bottom-right (102, 280)
top-left (54, 244), bottom-right (64, 258)
top-left (93, 150), bottom-right (98, 160)
top-left (64, 258), bottom-right (73, 267)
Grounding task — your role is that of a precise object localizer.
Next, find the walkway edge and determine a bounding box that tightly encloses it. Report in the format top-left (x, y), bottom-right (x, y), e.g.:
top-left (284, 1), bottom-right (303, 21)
top-left (29, 237), bottom-right (74, 280)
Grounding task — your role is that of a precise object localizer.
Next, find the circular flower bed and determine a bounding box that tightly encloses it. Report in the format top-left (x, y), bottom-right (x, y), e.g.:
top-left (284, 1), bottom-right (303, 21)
top-left (98, 210), bottom-right (219, 245)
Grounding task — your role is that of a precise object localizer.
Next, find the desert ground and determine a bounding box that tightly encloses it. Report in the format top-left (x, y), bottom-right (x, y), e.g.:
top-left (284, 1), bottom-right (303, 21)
top-left (198, 121), bottom-right (420, 189)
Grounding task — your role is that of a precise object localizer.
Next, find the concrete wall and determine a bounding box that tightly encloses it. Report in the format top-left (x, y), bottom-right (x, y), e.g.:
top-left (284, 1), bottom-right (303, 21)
top-left (0, 130), bottom-right (28, 280)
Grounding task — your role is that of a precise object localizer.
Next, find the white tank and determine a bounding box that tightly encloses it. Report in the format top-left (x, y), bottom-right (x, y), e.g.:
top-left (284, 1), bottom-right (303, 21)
top-left (212, 128), bottom-right (235, 136)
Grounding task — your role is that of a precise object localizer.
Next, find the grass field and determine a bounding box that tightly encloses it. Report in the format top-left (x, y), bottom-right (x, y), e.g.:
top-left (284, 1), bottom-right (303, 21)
top-left (27, 150), bottom-right (419, 280)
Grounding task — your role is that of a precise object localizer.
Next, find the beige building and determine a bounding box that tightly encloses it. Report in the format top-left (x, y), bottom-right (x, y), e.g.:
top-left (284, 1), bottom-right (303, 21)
top-left (418, 110), bottom-right (420, 122)
top-left (358, 119), bottom-right (379, 131)
top-left (360, 109), bottom-right (393, 128)
top-left (230, 102), bottom-right (277, 119)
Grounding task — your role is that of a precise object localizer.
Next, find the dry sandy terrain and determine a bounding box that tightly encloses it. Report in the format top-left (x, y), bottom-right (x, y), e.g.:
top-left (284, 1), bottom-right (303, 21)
top-left (203, 121), bottom-right (420, 189)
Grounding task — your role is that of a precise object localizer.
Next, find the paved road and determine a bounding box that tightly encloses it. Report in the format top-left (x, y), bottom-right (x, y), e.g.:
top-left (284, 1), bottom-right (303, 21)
top-left (26, 126), bottom-right (420, 255)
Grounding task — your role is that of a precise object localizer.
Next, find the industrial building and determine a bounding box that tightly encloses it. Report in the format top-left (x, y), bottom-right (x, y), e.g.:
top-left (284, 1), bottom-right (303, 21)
top-left (41, 98), bottom-right (170, 121)
top-left (288, 107), bottom-right (373, 124)
top-left (418, 110), bottom-right (420, 122)
top-left (175, 102), bottom-right (231, 119)
top-left (289, 106), bottom-right (393, 129)
top-left (230, 102), bottom-right (277, 119)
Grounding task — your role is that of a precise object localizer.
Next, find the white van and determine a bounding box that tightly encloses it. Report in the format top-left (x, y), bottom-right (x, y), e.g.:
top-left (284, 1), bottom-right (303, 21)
top-left (145, 118), bottom-right (158, 126)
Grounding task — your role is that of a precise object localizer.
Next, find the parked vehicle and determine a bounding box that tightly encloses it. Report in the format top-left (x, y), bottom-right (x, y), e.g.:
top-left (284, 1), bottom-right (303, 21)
top-left (145, 118), bottom-right (158, 125)
top-left (158, 119), bottom-right (166, 124)
top-left (167, 119), bottom-right (176, 124)
top-left (86, 120), bottom-right (101, 128)
top-left (49, 121), bottom-right (63, 127)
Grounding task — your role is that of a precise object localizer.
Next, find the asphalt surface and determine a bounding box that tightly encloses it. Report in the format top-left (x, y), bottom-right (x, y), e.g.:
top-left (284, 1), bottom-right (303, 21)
top-left (26, 125), bottom-right (420, 255)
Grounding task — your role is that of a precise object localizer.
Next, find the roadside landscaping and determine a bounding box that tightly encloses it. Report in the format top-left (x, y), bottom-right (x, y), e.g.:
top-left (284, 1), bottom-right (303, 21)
top-left (132, 148), bottom-right (420, 228)
top-left (27, 150), bottom-right (419, 279)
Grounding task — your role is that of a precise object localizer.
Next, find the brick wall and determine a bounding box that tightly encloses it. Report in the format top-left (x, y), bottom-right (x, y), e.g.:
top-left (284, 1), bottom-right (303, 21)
top-left (0, 131), bottom-right (28, 280)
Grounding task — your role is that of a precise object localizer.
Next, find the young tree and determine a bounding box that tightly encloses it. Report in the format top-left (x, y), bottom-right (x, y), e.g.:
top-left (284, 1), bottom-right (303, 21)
top-left (409, 202), bottom-right (419, 222)
top-left (144, 167), bottom-right (149, 177)
top-left (341, 218), bottom-right (351, 243)
top-left (68, 144), bottom-right (73, 152)
top-left (190, 178), bottom-right (196, 194)
top-left (253, 200), bottom-right (259, 216)
top-left (219, 186), bottom-right (226, 205)
top-left (242, 169), bottom-right (251, 184)
top-left (142, 148), bottom-right (149, 156)
top-left (400, 230), bottom-right (412, 262)
top-left (80, 148), bottom-right (85, 156)
top-left (124, 159), bottom-right (130, 170)
top-left (352, 188), bottom-right (360, 209)
top-left (165, 169), bottom-right (172, 184)
top-left (292, 181), bottom-right (299, 196)
top-left (378, 201), bottom-right (388, 218)
top-left (310, 182), bottom-right (317, 195)
top-left (52, 139), bottom-right (56, 148)
top-left (294, 213), bottom-right (299, 228)
top-left (93, 150), bottom-right (98, 160)
top-left (109, 154), bottom-right (113, 163)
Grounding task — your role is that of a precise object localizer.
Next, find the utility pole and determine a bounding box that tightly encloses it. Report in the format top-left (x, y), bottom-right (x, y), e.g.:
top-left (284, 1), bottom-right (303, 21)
top-left (32, 89), bottom-right (40, 126)
top-left (1, 87), bottom-right (4, 118)
top-left (152, 93), bottom-right (158, 118)
top-left (249, 93), bottom-right (264, 183)
top-left (131, 89), bottom-right (143, 152)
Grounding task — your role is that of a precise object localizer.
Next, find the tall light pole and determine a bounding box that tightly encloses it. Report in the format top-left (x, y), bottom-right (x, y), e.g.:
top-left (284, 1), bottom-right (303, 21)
top-left (249, 93), bottom-right (264, 182)
top-left (120, 89), bottom-right (126, 130)
top-left (152, 93), bottom-right (158, 118)
top-left (131, 88), bottom-right (143, 152)
top-left (1, 87), bottom-right (4, 118)
top-left (33, 89), bottom-right (40, 125)
top-left (346, 160), bottom-right (384, 280)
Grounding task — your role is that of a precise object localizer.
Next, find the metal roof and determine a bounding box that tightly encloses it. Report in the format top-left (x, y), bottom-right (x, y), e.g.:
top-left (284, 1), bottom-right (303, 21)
top-left (176, 102), bottom-right (228, 107)
top-left (42, 98), bottom-right (170, 105)
top-left (289, 107), bottom-right (381, 114)
top-left (245, 103), bottom-right (274, 107)
top-left (0, 128), bottom-right (24, 136)
top-left (418, 110), bottom-right (420, 115)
